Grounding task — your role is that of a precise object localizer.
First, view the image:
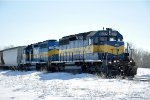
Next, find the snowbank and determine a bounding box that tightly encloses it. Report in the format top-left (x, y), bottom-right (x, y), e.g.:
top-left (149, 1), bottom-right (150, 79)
top-left (0, 68), bottom-right (150, 100)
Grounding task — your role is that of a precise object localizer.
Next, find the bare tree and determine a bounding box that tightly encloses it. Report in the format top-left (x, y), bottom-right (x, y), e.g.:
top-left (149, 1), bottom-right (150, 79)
top-left (128, 42), bottom-right (150, 68)
top-left (142, 51), bottom-right (150, 68)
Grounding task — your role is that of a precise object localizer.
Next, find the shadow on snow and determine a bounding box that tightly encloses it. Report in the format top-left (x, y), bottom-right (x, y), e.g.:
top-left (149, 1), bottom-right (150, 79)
top-left (1, 70), bottom-right (35, 76)
top-left (134, 73), bottom-right (150, 82)
top-left (0, 70), bottom-right (94, 80)
top-left (39, 72), bottom-right (94, 80)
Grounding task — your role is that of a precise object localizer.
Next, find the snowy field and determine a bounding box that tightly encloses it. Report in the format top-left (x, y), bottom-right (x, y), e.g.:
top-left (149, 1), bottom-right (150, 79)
top-left (0, 68), bottom-right (150, 100)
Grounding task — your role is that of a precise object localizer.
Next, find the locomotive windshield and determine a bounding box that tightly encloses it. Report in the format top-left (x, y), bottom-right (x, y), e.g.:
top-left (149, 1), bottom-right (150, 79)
top-left (93, 37), bottom-right (107, 44)
top-left (109, 37), bottom-right (116, 41)
top-left (94, 36), bottom-right (117, 44)
top-left (118, 38), bottom-right (123, 41)
top-left (108, 37), bottom-right (123, 41)
top-left (93, 36), bottom-right (123, 44)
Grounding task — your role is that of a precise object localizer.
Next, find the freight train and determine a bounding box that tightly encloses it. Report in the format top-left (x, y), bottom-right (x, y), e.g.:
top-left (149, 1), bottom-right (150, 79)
top-left (0, 28), bottom-right (137, 77)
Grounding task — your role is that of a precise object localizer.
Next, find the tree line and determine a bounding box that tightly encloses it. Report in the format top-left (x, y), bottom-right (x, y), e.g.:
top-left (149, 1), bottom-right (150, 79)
top-left (128, 43), bottom-right (150, 68)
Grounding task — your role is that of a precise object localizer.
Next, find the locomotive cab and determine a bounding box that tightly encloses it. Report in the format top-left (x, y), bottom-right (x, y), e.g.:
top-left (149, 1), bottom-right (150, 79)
top-left (91, 28), bottom-right (124, 61)
top-left (59, 28), bottom-right (137, 77)
top-left (85, 28), bottom-right (137, 77)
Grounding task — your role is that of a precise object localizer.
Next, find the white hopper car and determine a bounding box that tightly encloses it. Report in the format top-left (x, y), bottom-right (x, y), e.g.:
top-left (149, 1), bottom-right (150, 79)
top-left (0, 46), bottom-right (25, 68)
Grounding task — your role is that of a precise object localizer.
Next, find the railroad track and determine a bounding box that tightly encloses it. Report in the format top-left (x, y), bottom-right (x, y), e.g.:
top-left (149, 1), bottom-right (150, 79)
top-left (132, 76), bottom-right (150, 82)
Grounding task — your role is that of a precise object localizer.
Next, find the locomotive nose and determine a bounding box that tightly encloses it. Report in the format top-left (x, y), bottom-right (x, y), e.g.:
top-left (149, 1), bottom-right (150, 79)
top-left (113, 42), bottom-right (124, 55)
top-left (112, 43), bottom-right (121, 55)
top-left (100, 41), bottom-right (124, 61)
top-left (103, 42), bottom-right (124, 56)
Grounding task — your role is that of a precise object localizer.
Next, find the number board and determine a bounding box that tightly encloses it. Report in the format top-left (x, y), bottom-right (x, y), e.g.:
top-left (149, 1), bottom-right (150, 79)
top-left (100, 32), bottom-right (117, 36)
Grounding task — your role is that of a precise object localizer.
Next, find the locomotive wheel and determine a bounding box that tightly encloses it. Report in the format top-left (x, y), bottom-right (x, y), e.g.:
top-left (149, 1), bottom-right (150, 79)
top-left (128, 66), bottom-right (137, 77)
top-left (101, 72), bottom-right (108, 78)
top-left (40, 65), bottom-right (48, 72)
top-left (81, 65), bottom-right (87, 73)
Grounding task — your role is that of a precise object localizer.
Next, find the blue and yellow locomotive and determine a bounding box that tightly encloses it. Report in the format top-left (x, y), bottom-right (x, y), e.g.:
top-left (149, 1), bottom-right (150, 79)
top-left (59, 28), bottom-right (137, 77)
top-left (22, 40), bottom-right (59, 70)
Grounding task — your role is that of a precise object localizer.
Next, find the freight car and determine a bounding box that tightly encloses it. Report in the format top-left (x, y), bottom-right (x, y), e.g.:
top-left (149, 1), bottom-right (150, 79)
top-left (0, 46), bottom-right (25, 70)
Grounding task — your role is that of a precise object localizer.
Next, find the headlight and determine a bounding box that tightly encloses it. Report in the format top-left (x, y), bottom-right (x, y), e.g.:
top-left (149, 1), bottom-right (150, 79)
top-left (109, 61), bottom-right (112, 64)
top-left (130, 60), bottom-right (132, 63)
top-left (114, 60), bottom-right (116, 63)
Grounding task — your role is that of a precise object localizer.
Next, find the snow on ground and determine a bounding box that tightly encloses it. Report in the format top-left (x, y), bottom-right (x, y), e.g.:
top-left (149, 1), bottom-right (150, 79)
top-left (0, 68), bottom-right (150, 100)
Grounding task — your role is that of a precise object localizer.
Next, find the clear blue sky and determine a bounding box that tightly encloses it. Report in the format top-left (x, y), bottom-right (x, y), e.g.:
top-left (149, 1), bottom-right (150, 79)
top-left (0, 0), bottom-right (150, 51)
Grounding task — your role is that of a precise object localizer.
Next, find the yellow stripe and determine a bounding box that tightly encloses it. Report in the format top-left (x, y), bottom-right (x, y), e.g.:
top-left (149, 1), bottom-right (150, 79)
top-left (24, 50), bottom-right (59, 58)
top-left (48, 49), bottom-right (59, 57)
top-left (93, 45), bottom-right (124, 55)
top-left (60, 45), bottom-right (124, 55)
top-left (24, 54), bottom-right (33, 58)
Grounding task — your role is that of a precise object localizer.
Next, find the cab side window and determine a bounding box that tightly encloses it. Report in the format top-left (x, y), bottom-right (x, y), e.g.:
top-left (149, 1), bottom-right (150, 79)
top-left (109, 37), bottom-right (116, 41)
top-left (118, 38), bottom-right (123, 41)
top-left (94, 37), bottom-right (99, 44)
top-left (88, 38), bottom-right (92, 45)
top-left (99, 37), bottom-right (107, 41)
